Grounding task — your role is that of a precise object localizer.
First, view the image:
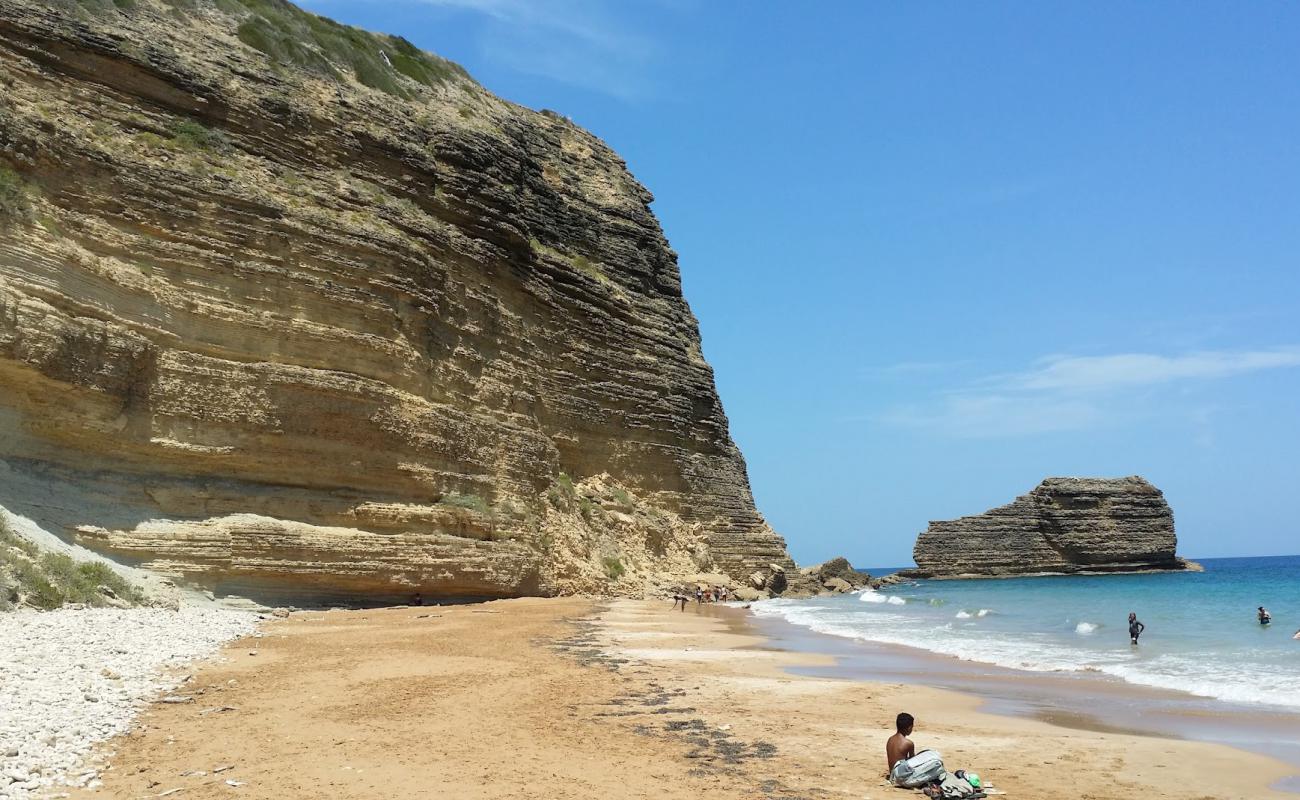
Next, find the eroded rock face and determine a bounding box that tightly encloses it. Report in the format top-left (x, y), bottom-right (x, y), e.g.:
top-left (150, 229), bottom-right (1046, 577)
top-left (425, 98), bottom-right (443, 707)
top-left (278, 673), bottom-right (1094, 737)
top-left (909, 477), bottom-right (1190, 579)
top-left (0, 0), bottom-right (794, 602)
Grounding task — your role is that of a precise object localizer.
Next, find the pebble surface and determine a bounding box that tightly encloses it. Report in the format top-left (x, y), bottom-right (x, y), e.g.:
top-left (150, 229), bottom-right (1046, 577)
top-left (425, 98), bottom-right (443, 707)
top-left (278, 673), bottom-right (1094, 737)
top-left (0, 607), bottom-right (260, 798)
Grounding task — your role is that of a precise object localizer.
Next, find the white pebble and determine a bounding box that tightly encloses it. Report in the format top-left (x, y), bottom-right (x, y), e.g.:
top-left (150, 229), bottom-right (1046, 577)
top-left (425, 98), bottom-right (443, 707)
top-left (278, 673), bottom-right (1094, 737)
top-left (0, 607), bottom-right (259, 798)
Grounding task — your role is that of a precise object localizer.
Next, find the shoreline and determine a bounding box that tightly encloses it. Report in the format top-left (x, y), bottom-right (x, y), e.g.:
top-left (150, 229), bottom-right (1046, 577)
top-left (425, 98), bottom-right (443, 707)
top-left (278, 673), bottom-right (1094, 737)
top-left (742, 602), bottom-right (1300, 790)
top-left (602, 600), bottom-right (1299, 798)
top-left (47, 597), bottom-right (1297, 800)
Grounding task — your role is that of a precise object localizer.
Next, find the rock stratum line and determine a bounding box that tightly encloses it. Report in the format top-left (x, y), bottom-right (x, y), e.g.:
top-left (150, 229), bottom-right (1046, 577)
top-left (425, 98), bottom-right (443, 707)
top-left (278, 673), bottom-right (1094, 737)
top-left (0, 0), bottom-right (794, 602)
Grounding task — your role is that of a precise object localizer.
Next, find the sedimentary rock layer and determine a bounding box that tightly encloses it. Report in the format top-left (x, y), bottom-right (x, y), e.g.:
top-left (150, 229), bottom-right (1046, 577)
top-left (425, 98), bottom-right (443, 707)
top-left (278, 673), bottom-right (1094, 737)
top-left (0, 0), bottom-right (794, 601)
top-left (909, 476), bottom-right (1189, 578)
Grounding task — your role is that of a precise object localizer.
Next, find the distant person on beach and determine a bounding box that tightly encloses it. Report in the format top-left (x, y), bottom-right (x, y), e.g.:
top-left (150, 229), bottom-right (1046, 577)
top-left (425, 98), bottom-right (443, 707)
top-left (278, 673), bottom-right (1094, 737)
top-left (695, 586), bottom-right (703, 604)
top-left (412, 593), bottom-right (423, 607)
top-left (1258, 606), bottom-right (1272, 625)
top-left (1128, 612), bottom-right (1145, 644)
top-left (885, 712), bottom-right (916, 776)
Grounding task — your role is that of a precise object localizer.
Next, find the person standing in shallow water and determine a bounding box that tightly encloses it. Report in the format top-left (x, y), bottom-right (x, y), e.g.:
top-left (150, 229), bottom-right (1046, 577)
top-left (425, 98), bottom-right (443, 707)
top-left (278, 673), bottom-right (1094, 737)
top-left (1128, 612), bottom-right (1145, 644)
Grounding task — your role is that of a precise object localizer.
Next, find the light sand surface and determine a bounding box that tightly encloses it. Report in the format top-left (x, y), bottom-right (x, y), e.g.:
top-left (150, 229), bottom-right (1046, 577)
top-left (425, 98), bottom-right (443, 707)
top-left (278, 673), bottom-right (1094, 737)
top-left (73, 598), bottom-right (1293, 800)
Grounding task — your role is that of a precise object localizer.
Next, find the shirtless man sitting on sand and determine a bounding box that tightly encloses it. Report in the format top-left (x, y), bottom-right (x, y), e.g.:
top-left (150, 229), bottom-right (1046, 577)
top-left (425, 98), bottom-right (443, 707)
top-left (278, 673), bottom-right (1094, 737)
top-left (885, 712), bottom-right (916, 775)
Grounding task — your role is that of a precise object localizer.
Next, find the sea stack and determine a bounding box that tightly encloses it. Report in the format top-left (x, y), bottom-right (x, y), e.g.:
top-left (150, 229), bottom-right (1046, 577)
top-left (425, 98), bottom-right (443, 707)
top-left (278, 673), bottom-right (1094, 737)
top-left (908, 476), bottom-right (1195, 579)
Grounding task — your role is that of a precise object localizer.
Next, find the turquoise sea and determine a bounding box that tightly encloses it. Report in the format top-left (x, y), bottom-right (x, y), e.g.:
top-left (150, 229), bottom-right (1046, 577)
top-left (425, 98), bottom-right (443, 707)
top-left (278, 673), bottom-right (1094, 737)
top-left (751, 555), bottom-right (1300, 711)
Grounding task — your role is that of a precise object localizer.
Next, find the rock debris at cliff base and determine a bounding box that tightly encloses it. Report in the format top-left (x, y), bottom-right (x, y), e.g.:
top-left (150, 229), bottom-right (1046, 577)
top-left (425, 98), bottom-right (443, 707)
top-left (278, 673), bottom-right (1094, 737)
top-left (0, 607), bottom-right (260, 798)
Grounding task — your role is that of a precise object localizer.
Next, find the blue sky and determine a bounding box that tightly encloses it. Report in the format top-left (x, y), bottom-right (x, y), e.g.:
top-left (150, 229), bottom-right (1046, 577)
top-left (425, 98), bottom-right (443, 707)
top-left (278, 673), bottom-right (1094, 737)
top-left (306, 1), bottom-right (1300, 567)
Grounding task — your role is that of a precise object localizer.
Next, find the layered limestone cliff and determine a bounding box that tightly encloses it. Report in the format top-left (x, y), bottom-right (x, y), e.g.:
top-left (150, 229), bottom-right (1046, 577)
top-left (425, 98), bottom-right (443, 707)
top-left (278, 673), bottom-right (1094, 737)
top-left (0, 0), bottom-right (795, 602)
top-left (909, 477), bottom-right (1193, 579)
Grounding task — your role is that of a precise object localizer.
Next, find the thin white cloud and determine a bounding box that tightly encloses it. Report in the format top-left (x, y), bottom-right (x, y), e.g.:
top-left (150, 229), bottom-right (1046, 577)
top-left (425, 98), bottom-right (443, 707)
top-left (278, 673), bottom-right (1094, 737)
top-left (873, 359), bottom-right (975, 376)
top-left (1010, 348), bottom-right (1300, 392)
top-left (879, 346), bottom-right (1300, 438)
top-left (415, 0), bottom-right (665, 99)
top-left (880, 393), bottom-right (1104, 438)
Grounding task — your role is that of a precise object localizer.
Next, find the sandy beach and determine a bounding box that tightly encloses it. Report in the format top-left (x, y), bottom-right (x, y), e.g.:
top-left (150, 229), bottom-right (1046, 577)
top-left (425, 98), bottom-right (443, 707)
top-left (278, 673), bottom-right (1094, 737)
top-left (64, 599), bottom-right (1294, 800)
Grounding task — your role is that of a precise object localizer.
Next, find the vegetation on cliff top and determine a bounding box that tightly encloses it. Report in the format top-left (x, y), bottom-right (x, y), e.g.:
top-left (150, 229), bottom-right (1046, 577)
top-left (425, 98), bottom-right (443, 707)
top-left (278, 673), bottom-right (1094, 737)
top-left (61, 0), bottom-right (471, 99)
top-left (227, 0), bottom-right (471, 98)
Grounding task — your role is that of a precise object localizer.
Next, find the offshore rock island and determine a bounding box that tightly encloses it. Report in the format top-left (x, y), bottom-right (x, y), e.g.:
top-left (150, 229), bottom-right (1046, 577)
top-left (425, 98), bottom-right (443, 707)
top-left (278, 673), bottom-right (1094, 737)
top-left (907, 476), bottom-right (1198, 579)
top-left (0, 0), bottom-right (797, 603)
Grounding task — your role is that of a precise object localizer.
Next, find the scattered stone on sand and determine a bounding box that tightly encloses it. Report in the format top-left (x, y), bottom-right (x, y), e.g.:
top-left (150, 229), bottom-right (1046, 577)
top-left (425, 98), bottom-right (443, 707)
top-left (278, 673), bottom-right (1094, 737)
top-left (0, 607), bottom-right (258, 798)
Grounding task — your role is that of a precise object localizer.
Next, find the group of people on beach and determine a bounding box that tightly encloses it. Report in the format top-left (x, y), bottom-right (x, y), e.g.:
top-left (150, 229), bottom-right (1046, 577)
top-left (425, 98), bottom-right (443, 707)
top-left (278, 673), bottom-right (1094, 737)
top-left (1127, 605), bottom-right (1300, 644)
top-left (670, 584), bottom-right (731, 610)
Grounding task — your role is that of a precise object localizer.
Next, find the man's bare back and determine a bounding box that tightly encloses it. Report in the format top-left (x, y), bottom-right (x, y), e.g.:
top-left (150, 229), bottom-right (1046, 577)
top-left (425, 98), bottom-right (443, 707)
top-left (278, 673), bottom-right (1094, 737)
top-left (885, 730), bottom-right (915, 775)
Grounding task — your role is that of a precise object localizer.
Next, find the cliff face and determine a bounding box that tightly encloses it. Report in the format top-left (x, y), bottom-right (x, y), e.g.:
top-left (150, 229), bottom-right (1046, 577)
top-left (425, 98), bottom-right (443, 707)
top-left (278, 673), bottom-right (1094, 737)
top-left (910, 477), bottom-right (1188, 579)
top-left (0, 0), bottom-right (794, 602)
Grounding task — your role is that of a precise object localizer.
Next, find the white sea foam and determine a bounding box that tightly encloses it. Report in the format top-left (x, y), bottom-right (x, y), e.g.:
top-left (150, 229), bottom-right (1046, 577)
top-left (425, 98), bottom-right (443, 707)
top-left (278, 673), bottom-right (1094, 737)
top-left (749, 595), bottom-right (1300, 712)
top-left (858, 590), bottom-right (888, 603)
top-left (1101, 658), bottom-right (1300, 708)
top-left (886, 596), bottom-right (906, 605)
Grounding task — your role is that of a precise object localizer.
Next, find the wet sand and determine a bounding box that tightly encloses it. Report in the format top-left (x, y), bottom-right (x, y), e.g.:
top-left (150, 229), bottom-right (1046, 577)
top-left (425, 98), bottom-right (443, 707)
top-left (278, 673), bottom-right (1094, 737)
top-left (71, 598), bottom-right (1295, 799)
top-left (746, 612), bottom-right (1300, 785)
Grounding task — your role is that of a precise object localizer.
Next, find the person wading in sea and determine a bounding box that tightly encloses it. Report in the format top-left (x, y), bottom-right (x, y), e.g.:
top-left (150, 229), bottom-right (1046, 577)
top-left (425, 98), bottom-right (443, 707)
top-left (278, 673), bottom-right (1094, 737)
top-left (1128, 612), bottom-right (1145, 644)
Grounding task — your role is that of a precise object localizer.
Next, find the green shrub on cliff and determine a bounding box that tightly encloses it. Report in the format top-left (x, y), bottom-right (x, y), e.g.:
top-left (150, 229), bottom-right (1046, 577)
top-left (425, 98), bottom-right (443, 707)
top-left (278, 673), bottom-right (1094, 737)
top-left (441, 492), bottom-right (490, 515)
top-left (169, 119), bottom-right (233, 152)
top-left (602, 557), bottom-right (625, 581)
top-left (0, 518), bottom-right (144, 610)
top-left (0, 166), bottom-right (32, 221)
top-left (547, 472), bottom-right (577, 509)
